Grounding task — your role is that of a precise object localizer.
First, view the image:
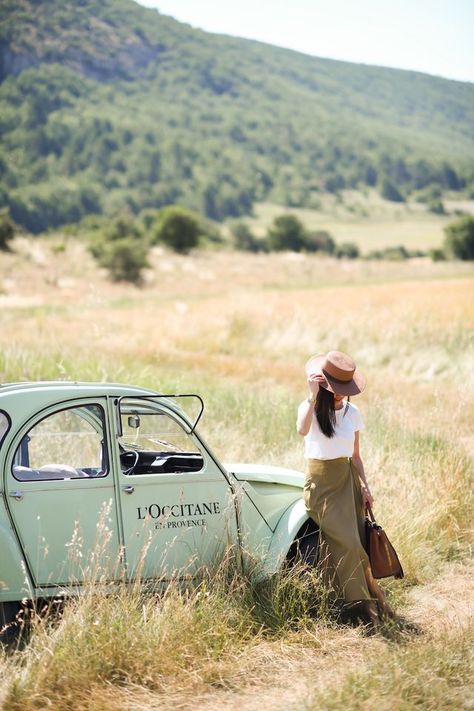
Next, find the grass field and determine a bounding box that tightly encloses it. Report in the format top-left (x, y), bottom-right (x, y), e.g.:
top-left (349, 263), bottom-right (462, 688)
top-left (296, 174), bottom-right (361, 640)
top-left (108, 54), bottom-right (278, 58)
top-left (241, 193), bottom-right (474, 252)
top-left (0, 237), bottom-right (473, 710)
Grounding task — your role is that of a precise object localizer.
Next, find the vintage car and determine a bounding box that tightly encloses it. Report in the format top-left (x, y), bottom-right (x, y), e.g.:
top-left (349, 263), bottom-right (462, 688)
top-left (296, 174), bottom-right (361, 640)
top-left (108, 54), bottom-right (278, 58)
top-left (0, 381), bottom-right (319, 632)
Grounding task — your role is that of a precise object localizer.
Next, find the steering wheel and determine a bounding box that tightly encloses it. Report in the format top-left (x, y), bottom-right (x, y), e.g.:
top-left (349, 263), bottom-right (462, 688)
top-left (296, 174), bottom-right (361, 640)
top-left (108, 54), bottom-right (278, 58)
top-left (120, 449), bottom-right (139, 475)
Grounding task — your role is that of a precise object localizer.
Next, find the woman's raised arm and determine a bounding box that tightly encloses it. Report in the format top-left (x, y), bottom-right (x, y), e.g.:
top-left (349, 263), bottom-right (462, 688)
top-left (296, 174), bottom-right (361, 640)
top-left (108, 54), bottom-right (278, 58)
top-left (296, 373), bottom-right (325, 436)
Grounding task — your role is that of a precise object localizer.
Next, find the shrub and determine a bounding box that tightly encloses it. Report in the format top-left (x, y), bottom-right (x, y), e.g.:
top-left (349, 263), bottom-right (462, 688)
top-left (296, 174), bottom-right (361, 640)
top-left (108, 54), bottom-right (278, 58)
top-left (267, 214), bottom-right (306, 251)
top-left (304, 230), bottom-right (335, 254)
top-left (199, 217), bottom-right (224, 247)
top-left (230, 221), bottom-right (266, 252)
top-left (429, 248), bottom-right (446, 262)
top-left (0, 209), bottom-right (16, 251)
top-left (367, 245), bottom-right (409, 261)
top-left (88, 215), bottom-right (150, 283)
top-left (414, 186), bottom-right (442, 203)
top-left (443, 215), bottom-right (474, 260)
top-left (105, 215), bottom-right (142, 242)
top-left (96, 237), bottom-right (150, 284)
top-left (153, 205), bottom-right (202, 254)
top-left (336, 242), bottom-right (359, 259)
top-left (428, 199), bottom-right (445, 214)
top-left (366, 245), bottom-right (426, 260)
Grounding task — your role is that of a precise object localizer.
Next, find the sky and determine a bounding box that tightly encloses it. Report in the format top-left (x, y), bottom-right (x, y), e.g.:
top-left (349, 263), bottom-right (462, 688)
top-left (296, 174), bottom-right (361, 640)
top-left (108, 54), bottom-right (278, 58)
top-left (136, 0), bottom-right (474, 83)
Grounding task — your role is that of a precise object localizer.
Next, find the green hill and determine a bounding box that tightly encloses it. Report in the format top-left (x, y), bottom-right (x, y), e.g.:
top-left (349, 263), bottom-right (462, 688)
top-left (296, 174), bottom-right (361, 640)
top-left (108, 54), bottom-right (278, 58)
top-left (1, 0), bottom-right (473, 232)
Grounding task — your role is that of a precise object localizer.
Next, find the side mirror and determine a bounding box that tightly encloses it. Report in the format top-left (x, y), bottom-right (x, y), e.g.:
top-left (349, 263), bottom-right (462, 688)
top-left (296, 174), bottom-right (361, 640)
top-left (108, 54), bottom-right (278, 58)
top-left (128, 415), bottom-right (140, 429)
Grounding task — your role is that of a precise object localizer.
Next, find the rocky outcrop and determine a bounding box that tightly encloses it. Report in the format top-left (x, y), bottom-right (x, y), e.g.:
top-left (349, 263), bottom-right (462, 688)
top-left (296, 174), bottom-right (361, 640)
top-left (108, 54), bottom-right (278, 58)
top-left (0, 37), bottom-right (165, 83)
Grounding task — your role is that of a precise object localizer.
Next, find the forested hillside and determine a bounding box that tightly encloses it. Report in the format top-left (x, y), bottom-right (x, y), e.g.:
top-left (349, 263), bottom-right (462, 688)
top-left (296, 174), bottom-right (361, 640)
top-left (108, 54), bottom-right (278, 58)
top-left (1, 0), bottom-right (473, 233)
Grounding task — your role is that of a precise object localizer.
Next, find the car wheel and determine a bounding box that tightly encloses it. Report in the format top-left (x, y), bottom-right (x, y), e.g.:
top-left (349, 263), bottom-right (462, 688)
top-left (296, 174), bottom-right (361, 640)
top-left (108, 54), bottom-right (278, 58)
top-left (0, 601), bottom-right (22, 642)
top-left (286, 520), bottom-right (320, 568)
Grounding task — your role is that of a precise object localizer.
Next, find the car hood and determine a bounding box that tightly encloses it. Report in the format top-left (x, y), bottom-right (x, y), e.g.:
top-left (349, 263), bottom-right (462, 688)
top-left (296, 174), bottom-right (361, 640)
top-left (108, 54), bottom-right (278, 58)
top-left (223, 463), bottom-right (305, 530)
top-left (224, 463), bottom-right (304, 489)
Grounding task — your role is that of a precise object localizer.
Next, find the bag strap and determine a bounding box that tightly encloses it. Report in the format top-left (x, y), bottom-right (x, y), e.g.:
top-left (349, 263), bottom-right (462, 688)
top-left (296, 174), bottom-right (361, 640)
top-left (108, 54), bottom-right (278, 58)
top-left (365, 504), bottom-right (377, 523)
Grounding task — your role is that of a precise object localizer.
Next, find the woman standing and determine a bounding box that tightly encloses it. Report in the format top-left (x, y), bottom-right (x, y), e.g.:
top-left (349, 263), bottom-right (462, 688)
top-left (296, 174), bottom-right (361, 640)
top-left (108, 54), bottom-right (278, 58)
top-left (296, 350), bottom-right (394, 625)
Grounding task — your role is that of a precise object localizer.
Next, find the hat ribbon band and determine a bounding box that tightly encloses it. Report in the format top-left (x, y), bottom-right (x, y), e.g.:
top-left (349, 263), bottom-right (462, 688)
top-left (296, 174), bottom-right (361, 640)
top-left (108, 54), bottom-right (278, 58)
top-left (322, 367), bottom-right (354, 384)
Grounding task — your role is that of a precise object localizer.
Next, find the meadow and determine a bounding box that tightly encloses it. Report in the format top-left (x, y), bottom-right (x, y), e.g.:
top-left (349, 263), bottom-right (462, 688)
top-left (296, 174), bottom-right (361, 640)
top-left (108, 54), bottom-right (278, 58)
top-left (242, 193), bottom-right (474, 253)
top-left (0, 237), bottom-right (473, 710)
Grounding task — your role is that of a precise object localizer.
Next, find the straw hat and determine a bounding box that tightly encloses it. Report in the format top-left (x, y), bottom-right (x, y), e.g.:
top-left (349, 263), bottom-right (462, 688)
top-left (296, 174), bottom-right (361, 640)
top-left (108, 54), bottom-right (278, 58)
top-left (305, 350), bottom-right (366, 396)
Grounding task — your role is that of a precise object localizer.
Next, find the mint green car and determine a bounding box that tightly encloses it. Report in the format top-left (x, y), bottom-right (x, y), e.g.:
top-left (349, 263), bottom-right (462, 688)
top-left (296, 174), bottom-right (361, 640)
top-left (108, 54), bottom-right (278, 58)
top-left (0, 382), bottom-right (318, 632)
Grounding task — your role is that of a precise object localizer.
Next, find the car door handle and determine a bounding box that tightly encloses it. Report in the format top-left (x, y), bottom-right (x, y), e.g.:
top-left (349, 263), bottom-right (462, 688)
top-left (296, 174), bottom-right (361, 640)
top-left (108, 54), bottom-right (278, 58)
top-left (9, 491), bottom-right (24, 501)
top-left (122, 485), bottom-right (135, 495)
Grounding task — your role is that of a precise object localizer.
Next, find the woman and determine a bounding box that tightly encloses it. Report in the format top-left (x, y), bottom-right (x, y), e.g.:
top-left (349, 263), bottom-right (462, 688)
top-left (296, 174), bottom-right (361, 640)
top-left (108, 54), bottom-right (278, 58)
top-left (296, 350), bottom-right (394, 625)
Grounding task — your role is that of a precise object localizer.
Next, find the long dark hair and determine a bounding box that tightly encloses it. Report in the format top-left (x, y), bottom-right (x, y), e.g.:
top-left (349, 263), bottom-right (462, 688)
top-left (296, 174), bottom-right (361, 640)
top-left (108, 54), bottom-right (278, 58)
top-left (315, 388), bottom-right (350, 438)
top-left (315, 387), bottom-right (336, 438)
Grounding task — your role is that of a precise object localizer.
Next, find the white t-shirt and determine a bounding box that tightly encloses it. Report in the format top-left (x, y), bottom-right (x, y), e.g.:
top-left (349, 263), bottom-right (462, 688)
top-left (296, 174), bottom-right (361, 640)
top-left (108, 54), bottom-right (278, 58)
top-left (301, 401), bottom-right (364, 460)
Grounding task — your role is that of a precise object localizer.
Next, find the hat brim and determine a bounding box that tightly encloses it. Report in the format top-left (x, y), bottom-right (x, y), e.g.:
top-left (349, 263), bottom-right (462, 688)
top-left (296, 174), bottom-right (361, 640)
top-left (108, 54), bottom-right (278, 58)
top-left (305, 353), bottom-right (366, 396)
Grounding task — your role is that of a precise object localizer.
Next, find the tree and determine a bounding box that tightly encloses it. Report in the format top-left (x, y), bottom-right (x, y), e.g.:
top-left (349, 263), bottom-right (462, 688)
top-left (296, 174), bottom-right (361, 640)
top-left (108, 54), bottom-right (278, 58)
top-left (153, 205), bottom-right (202, 254)
top-left (0, 209), bottom-right (15, 251)
top-left (442, 163), bottom-right (461, 190)
top-left (443, 215), bottom-right (474, 260)
top-left (381, 179), bottom-right (405, 203)
top-left (267, 214), bottom-right (307, 252)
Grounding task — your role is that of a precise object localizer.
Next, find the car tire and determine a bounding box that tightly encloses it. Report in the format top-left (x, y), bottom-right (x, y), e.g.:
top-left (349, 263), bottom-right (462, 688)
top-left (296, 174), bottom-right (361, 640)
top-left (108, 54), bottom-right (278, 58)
top-left (0, 601), bottom-right (21, 642)
top-left (296, 530), bottom-right (320, 566)
top-left (286, 520), bottom-right (320, 568)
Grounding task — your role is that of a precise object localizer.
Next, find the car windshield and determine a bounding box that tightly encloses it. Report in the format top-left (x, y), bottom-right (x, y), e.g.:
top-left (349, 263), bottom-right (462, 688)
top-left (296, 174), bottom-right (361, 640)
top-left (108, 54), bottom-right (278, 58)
top-left (0, 411), bottom-right (10, 449)
top-left (120, 404), bottom-right (200, 455)
top-left (118, 399), bottom-right (204, 475)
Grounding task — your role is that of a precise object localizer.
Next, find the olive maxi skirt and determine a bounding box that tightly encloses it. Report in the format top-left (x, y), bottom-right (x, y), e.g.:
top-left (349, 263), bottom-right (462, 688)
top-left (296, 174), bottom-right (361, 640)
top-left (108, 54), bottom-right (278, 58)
top-left (304, 457), bottom-right (372, 602)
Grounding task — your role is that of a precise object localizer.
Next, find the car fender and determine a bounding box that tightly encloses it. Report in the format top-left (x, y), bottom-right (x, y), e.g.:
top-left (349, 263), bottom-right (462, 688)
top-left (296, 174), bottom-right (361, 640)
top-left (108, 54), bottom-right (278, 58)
top-left (260, 498), bottom-right (315, 578)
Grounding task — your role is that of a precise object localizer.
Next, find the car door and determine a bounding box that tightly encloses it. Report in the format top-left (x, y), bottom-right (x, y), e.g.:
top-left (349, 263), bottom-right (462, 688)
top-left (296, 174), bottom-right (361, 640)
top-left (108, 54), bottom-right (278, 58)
top-left (115, 397), bottom-right (239, 580)
top-left (5, 400), bottom-right (122, 588)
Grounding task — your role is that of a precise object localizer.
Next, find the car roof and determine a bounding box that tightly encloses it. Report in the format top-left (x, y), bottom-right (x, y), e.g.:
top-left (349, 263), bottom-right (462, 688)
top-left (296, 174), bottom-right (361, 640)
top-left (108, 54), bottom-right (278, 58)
top-left (0, 380), bottom-right (154, 392)
top-left (0, 381), bottom-right (200, 427)
top-left (0, 381), bottom-right (192, 411)
top-left (0, 381), bottom-right (158, 397)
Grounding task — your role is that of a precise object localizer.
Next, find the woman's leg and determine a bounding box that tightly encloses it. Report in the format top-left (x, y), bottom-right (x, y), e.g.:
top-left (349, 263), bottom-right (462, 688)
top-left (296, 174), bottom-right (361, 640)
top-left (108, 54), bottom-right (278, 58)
top-left (355, 599), bottom-right (380, 626)
top-left (364, 565), bottom-right (395, 619)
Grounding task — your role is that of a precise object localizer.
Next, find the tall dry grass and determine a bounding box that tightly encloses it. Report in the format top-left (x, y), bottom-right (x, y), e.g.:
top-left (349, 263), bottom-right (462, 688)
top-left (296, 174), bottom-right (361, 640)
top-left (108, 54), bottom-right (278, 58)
top-left (1, 559), bottom-right (336, 711)
top-left (0, 241), bottom-right (473, 709)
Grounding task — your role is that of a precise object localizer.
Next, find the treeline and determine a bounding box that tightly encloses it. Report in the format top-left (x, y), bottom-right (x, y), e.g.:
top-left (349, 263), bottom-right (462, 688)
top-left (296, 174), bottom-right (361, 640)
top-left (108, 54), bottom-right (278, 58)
top-left (4, 207), bottom-right (472, 285)
top-left (1, 0), bottom-right (473, 234)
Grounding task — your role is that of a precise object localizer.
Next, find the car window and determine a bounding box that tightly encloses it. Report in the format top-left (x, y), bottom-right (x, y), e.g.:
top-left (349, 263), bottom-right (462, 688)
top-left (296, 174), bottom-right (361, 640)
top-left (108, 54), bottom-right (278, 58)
top-left (0, 411), bottom-right (10, 449)
top-left (12, 404), bottom-right (108, 481)
top-left (119, 401), bottom-right (204, 475)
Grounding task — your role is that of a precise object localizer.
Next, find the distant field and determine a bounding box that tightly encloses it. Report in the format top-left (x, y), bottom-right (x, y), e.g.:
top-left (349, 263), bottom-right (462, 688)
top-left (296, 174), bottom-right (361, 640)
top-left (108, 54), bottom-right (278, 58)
top-left (0, 241), bottom-right (473, 710)
top-left (242, 193), bottom-right (474, 252)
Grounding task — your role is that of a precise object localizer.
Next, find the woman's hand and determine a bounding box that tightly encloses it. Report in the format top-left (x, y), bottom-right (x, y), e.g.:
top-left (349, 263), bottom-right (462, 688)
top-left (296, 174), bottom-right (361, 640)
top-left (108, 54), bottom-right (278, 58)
top-left (361, 486), bottom-right (374, 510)
top-left (307, 372), bottom-right (325, 398)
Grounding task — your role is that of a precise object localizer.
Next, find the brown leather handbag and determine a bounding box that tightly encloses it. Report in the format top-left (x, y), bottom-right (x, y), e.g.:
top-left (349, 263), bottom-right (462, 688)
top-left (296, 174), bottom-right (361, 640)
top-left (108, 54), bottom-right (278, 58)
top-left (365, 505), bottom-right (404, 580)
